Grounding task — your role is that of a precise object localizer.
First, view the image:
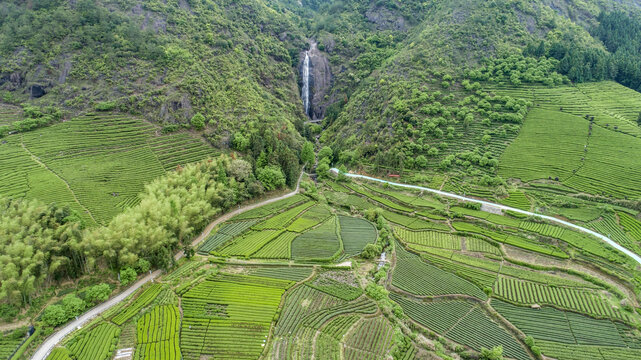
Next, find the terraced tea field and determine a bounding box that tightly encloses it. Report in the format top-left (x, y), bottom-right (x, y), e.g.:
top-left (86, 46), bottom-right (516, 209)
top-left (0, 113), bottom-right (217, 224)
top-left (496, 81), bottom-right (641, 198)
top-left (41, 177), bottom-right (641, 360)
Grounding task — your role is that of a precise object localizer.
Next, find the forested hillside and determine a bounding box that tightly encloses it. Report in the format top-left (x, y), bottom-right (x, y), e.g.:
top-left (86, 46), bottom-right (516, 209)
top-left (0, 0), bottom-right (306, 172)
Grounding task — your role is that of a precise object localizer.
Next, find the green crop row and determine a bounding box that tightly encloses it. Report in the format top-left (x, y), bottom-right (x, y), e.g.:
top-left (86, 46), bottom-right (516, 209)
top-left (394, 227), bottom-right (462, 250)
top-left (339, 215), bottom-right (377, 257)
top-left (198, 220), bottom-right (258, 254)
top-left (618, 212), bottom-right (641, 241)
top-left (66, 323), bottom-right (120, 360)
top-left (253, 201), bottom-right (315, 230)
top-left (537, 340), bottom-right (641, 360)
top-left (343, 183), bottom-right (414, 213)
top-left (232, 194), bottom-right (307, 220)
top-left (112, 284), bottom-right (162, 325)
top-left (344, 317), bottom-right (394, 358)
top-left (164, 260), bottom-right (204, 281)
top-left (218, 229), bottom-right (283, 257)
top-left (445, 306), bottom-right (531, 360)
top-left (390, 294), bottom-right (474, 334)
top-left (180, 274), bottom-right (289, 360)
top-left (287, 204), bottom-right (332, 232)
top-left (393, 244), bottom-right (487, 299)
top-left (275, 285), bottom-right (345, 336)
top-left (291, 216), bottom-right (341, 260)
top-left (465, 237), bottom-right (501, 255)
top-left (307, 277), bottom-right (363, 301)
top-left (321, 314), bottom-right (360, 340)
top-left (300, 298), bottom-right (377, 329)
top-left (383, 210), bottom-right (450, 231)
top-left (494, 276), bottom-right (626, 320)
top-left (135, 305), bottom-right (181, 360)
top-left (453, 221), bottom-right (568, 258)
top-left (493, 299), bottom-right (630, 347)
top-left (251, 231), bottom-right (298, 259)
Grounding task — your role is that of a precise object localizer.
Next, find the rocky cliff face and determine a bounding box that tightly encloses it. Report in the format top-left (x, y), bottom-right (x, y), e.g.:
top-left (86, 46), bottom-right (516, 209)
top-left (300, 41), bottom-right (331, 120)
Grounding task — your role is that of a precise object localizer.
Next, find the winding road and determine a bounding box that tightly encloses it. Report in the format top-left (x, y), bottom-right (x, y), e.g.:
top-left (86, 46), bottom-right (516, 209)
top-left (331, 168), bottom-right (641, 266)
top-left (31, 172), bottom-right (304, 360)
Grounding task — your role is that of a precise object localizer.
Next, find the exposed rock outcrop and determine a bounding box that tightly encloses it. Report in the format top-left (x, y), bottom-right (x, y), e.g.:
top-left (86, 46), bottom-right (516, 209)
top-left (365, 6), bottom-right (407, 31)
top-left (29, 84), bottom-right (46, 99)
top-left (300, 41), bottom-right (332, 120)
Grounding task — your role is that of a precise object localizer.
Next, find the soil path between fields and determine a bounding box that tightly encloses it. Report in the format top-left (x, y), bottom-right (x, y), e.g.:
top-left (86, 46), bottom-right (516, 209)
top-left (31, 171), bottom-right (304, 360)
top-left (20, 136), bottom-right (98, 225)
top-left (331, 168), bottom-right (641, 266)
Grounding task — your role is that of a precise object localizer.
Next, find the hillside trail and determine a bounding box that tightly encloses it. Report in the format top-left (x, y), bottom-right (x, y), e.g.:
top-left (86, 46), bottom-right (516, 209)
top-left (174, 170), bottom-right (304, 261)
top-left (331, 168), bottom-right (641, 267)
top-left (31, 171), bottom-right (304, 360)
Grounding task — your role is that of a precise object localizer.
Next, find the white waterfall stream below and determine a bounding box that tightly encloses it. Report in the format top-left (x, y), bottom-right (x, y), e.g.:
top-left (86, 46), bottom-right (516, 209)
top-left (302, 52), bottom-right (310, 117)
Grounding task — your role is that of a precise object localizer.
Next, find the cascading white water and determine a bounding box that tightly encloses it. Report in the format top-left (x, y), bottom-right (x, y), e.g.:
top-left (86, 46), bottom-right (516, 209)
top-left (301, 52), bottom-right (310, 117)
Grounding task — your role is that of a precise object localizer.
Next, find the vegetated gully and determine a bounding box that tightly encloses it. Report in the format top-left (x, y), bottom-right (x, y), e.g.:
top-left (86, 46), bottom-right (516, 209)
top-left (330, 168), bottom-right (641, 266)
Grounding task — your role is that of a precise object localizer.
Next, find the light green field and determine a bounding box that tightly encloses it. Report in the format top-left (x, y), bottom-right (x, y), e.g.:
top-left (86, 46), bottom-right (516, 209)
top-left (0, 113), bottom-right (217, 224)
top-left (499, 108), bottom-right (587, 183)
top-left (499, 90), bottom-right (641, 198)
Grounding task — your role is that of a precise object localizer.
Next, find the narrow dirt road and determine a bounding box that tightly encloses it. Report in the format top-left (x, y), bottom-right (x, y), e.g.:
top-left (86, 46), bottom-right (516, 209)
top-left (31, 172), bottom-right (304, 360)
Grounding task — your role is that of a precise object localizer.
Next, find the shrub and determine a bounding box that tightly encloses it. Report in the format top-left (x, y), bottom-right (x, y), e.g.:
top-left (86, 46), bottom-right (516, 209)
top-left (136, 258), bottom-right (151, 273)
top-left (0, 303), bottom-right (18, 321)
top-left (62, 294), bottom-right (85, 318)
top-left (316, 162), bottom-right (330, 178)
top-left (301, 141), bottom-right (315, 167)
top-left (95, 101), bottom-right (116, 111)
top-left (161, 124), bottom-right (179, 133)
top-left (365, 283), bottom-right (388, 301)
top-left (257, 165), bottom-right (286, 191)
top-left (361, 243), bottom-right (382, 259)
top-left (42, 305), bottom-right (67, 327)
top-left (190, 113), bottom-right (205, 130)
top-left (120, 267), bottom-right (137, 287)
top-left (318, 146), bottom-right (333, 161)
top-left (480, 346), bottom-right (503, 360)
top-left (85, 283), bottom-right (112, 304)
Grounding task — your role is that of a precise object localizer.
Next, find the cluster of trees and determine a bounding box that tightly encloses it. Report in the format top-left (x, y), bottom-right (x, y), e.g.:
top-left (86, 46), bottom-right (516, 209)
top-left (0, 155), bottom-right (284, 307)
top-left (0, 105), bottom-right (61, 137)
top-left (230, 125), bottom-right (303, 188)
top-left (467, 55), bottom-right (569, 86)
top-left (42, 283), bottom-right (111, 327)
top-left (0, 0), bottom-right (164, 68)
top-left (522, 11), bottom-right (641, 91)
top-left (0, 199), bottom-right (84, 306)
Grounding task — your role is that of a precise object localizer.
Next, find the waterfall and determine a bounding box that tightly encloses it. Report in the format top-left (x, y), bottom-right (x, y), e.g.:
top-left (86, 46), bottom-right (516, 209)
top-left (302, 52), bottom-right (310, 117)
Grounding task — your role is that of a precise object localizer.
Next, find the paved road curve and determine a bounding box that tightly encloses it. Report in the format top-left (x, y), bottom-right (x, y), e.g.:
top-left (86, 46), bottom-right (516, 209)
top-left (31, 172), bottom-right (304, 360)
top-left (331, 168), bottom-right (641, 266)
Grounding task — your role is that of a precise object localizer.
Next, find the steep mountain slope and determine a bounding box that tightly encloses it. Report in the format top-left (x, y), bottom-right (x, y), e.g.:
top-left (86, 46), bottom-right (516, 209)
top-left (0, 0), bottom-right (306, 153)
top-left (316, 0), bottom-right (641, 200)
